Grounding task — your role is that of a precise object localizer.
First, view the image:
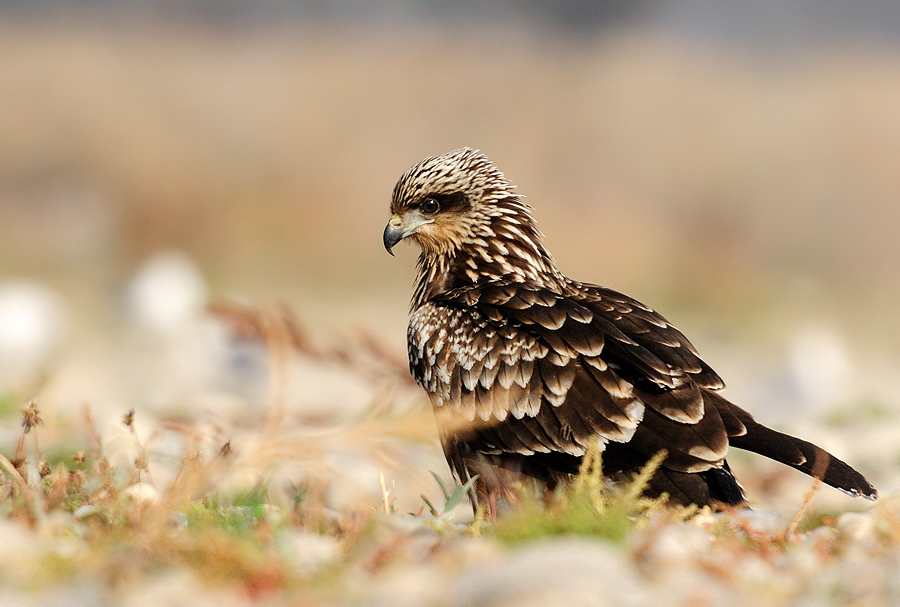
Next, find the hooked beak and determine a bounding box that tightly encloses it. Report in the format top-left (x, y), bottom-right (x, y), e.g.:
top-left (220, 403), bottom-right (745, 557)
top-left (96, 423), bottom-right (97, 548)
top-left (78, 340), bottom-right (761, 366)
top-left (383, 216), bottom-right (404, 256)
top-left (383, 213), bottom-right (434, 256)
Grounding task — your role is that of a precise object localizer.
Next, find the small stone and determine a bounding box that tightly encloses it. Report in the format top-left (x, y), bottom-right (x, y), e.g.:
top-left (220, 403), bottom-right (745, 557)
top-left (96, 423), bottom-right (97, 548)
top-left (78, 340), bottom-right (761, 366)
top-left (644, 521), bottom-right (713, 569)
top-left (836, 511), bottom-right (877, 542)
top-left (122, 482), bottom-right (160, 505)
top-left (287, 531), bottom-right (341, 573)
top-left (73, 505), bottom-right (99, 520)
top-left (449, 538), bottom-right (647, 607)
top-left (732, 509), bottom-right (787, 535)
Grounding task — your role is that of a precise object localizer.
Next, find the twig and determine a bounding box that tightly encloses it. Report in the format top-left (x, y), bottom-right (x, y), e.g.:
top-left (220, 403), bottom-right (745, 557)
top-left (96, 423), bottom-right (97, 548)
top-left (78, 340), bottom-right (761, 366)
top-left (124, 409), bottom-right (156, 487)
top-left (785, 477), bottom-right (822, 539)
top-left (262, 307), bottom-right (292, 434)
top-left (378, 470), bottom-right (395, 514)
top-left (0, 450), bottom-right (46, 529)
top-left (0, 451), bottom-right (29, 494)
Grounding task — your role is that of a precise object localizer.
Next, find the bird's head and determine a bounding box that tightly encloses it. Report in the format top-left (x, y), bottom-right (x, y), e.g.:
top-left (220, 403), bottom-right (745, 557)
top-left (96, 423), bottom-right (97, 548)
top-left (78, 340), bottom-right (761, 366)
top-left (383, 148), bottom-right (532, 258)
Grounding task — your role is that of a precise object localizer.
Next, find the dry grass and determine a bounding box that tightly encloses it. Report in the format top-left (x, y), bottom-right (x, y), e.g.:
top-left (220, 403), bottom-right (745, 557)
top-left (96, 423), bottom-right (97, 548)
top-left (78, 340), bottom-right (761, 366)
top-left (0, 303), bottom-right (430, 603)
top-left (0, 301), bottom-right (895, 605)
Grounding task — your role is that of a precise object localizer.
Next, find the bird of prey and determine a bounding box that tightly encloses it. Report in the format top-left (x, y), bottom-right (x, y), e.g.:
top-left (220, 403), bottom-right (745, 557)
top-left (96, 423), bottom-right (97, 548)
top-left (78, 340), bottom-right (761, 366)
top-left (383, 147), bottom-right (877, 514)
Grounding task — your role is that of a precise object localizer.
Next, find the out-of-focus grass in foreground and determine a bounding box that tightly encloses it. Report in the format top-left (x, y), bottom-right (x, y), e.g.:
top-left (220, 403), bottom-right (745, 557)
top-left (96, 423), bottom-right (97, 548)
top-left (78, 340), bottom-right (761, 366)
top-left (0, 305), bottom-right (897, 606)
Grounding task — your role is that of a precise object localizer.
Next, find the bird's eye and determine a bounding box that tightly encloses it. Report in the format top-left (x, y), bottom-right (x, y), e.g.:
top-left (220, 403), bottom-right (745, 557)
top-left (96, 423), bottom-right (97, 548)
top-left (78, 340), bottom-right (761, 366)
top-left (420, 198), bottom-right (440, 214)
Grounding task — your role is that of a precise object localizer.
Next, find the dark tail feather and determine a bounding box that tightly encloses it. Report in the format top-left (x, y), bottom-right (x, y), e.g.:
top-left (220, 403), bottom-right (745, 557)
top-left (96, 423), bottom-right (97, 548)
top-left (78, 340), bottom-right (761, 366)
top-left (731, 424), bottom-right (877, 500)
top-left (702, 462), bottom-right (747, 506)
top-left (708, 392), bottom-right (878, 500)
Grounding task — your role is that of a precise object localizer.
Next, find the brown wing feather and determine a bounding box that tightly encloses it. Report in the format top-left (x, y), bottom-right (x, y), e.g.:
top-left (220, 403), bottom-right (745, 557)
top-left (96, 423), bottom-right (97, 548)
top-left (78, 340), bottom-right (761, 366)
top-left (461, 283), bottom-right (719, 431)
top-left (411, 285), bottom-right (731, 482)
top-left (573, 283), bottom-right (725, 390)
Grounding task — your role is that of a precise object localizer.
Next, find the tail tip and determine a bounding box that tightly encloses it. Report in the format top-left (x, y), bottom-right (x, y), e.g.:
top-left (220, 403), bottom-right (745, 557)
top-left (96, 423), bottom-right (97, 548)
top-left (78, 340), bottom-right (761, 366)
top-left (839, 483), bottom-right (878, 501)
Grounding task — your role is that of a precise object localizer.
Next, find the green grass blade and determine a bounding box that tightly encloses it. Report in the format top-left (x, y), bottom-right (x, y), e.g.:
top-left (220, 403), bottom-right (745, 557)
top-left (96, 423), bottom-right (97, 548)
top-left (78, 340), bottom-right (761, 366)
top-left (420, 494), bottom-right (440, 518)
top-left (430, 470), bottom-right (451, 501)
top-left (444, 475), bottom-right (479, 513)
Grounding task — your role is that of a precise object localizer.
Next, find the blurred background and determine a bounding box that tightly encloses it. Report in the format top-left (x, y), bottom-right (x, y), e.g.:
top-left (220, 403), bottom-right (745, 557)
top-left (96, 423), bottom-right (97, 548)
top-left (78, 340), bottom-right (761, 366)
top-left (1, 0), bottom-right (899, 508)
